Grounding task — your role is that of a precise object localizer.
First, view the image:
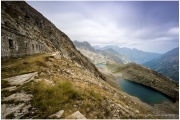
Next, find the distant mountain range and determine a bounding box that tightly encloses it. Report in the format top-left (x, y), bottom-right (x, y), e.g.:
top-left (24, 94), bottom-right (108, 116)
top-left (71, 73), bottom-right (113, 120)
top-left (73, 41), bottom-right (130, 65)
top-left (93, 45), bottom-right (162, 64)
top-left (143, 47), bottom-right (179, 82)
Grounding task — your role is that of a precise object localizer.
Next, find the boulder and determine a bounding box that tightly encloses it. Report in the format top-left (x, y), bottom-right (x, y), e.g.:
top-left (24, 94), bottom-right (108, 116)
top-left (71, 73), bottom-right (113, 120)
top-left (66, 111), bottom-right (86, 119)
top-left (49, 110), bottom-right (64, 118)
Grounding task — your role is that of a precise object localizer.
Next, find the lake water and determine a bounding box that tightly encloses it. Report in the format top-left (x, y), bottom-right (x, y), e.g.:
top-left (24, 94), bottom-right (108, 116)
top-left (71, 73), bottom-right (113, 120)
top-left (117, 78), bottom-right (174, 104)
top-left (95, 63), bottom-right (106, 68)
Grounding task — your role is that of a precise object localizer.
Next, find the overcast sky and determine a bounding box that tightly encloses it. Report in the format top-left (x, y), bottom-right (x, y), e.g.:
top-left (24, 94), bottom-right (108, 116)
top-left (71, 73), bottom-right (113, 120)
top-left (27, 1), bottom-right (179, 53)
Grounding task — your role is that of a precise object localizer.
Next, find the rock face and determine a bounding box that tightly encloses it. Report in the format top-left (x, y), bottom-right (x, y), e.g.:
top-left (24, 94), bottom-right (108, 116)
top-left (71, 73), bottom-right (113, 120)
top-left (2, 72), bottom-right (38, 85)
top-left (73, 40), bottom-right (130, 64)
top-left (1, 1), bottom-right (105, 80)
top-left (143, 47), bottom-right (179, 82)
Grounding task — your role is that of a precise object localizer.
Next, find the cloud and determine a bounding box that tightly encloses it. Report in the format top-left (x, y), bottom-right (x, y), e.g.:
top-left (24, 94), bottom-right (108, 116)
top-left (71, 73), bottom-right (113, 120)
top-left (167, 27), bottom-right (179, 35)
top-left (27, 1), bottom-right (179, 53)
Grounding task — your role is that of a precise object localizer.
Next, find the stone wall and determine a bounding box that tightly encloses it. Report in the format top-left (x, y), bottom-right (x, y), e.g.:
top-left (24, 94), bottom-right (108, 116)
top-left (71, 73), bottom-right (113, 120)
top-left (1, 25), bottom-right (45, 58)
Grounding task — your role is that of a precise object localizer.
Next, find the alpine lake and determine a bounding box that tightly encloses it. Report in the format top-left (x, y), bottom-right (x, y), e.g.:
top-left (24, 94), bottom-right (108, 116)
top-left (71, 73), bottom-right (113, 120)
top-left (117, 78), bottom-right (174, 104)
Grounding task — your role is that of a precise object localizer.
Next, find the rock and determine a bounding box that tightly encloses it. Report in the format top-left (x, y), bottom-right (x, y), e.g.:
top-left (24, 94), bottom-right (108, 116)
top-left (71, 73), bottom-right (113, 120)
top-left (14, 105), bottom-right (31, 119)
top-left (49, 110), bottom-right (64, 118)
top-left (135, 110), bottom-right (139, 114)
top-left (2, 72), bottom-right (38, 86)
top-left (1, 103), bottom-right (25, 119)
top-left (66, 111), bottom-right (86, 119)
top-left (3, 92), bottom-right (33, 102)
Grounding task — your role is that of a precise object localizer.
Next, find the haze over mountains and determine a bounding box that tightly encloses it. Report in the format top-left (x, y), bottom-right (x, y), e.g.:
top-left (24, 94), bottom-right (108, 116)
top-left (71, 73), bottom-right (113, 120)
top-left (73, 40), bottom-right (130, 65)
top-left (94, 45), bottom-right (162, 64)
top-left (143, 47), bottom-right (179, 82)
top-left (81, 42), bottom-right (179, 82)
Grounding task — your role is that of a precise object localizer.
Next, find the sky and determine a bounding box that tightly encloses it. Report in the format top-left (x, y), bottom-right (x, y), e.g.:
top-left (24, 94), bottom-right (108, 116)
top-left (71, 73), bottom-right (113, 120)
top-left (26, 1), bottom-right (179, 54)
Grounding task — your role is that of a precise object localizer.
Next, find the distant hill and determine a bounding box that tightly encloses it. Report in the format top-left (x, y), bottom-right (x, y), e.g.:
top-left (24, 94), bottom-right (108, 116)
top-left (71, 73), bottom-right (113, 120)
top-left (73, 41), bottom-right (130, 64)
top-left (143, 47), bottom-right (179, 82)
top-left (93, 45), bottom-right (162, 64)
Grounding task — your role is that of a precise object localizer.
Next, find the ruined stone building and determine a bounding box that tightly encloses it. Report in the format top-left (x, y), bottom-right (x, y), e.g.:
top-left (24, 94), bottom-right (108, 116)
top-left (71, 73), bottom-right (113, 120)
top-left (1, 24), bottom-right (45, 58)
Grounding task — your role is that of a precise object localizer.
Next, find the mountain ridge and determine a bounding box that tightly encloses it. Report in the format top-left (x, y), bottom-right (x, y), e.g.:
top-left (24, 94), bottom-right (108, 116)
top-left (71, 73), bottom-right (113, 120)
top-left (143, 47), bottom-right (179, 81)
top-left (93, 45), bottom-right (162, 64)
top-left (73, 40), bottom-right (130, 65)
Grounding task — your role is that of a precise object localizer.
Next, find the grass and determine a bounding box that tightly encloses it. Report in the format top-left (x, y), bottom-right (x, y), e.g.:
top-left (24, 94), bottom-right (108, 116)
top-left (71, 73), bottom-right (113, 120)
top-left (25, 80), bottom-right (81, 118)
top-left (1, 80), bottom-right (11, 88)
top-left (1, 53), bottom-right (50, 79)
top-left (21, 77), bottom-right (104, 119)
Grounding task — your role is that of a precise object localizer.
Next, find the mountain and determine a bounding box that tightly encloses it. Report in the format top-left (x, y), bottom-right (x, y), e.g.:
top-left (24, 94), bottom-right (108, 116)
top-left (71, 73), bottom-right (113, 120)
top-left (143, 47), bottom-right (179, 82)
top-left (73, 41), bottom-right (130, 64)
top-left (94, 45), bottom-right (162, 64)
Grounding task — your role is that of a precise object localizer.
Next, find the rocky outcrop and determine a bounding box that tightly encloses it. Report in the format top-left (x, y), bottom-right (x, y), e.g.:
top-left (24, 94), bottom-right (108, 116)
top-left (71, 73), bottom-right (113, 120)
top-left (1, 1), bottom-right (105, 80)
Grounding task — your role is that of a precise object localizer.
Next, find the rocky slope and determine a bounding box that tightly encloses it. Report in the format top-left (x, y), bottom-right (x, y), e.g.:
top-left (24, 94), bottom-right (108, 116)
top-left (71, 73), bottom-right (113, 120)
top-left (1, 1), bottom-right (105, 80)
top-left (73, 40), bottom-right (130, 64)
top-left (94, 45), bottom-right (162, 64)
top-left (143, 47), bottom-right (179, 82)
top-left (2, 53), bottom-right (158, 119)
top-left (107, 63), bottom-right (179, 100)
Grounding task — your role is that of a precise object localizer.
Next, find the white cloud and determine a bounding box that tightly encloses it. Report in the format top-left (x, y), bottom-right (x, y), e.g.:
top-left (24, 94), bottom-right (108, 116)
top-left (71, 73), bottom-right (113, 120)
top-left (167, 27), bottom-right (179, 35)
top-left (27, 1), bottom-right (179, 53)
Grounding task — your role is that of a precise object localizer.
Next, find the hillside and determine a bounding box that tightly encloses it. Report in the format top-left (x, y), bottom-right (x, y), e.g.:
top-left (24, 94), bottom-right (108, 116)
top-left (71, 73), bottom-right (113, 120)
top-left (94, 45), bottom-right (162, 64)
top-left (73, 40), bottom-right (130, 65)
top-left (1, 1), bottom-right (104, 80)
top-left (143, 47), bottom-right (179, 82)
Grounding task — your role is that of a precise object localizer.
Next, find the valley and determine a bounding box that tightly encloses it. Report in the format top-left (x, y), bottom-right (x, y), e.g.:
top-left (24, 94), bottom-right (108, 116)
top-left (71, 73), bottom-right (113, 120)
top-left (74, 40), bottom-right (179, 118)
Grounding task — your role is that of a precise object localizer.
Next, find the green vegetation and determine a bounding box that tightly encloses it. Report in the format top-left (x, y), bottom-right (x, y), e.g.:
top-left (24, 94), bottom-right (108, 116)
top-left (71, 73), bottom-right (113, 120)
top-left (23, 79), bottom-right (103, 118)
top-left (24, 80), bottom-right (81, 118)
top-left (1, 80), bottom-right (11, 88)
top-left (1, 53), bottom-right (50, 79)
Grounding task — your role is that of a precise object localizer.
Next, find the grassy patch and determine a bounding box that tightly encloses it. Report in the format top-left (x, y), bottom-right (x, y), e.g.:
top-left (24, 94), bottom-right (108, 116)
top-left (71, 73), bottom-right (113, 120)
top-left (89, 90), bottom-right (102, 101)
top-left (22, 78), bottom-right (104, 118)
top-left (1, 80), bottom-right (11, 88)
top-left (1, 53), bottom-right (50, 78)
top-left (25, 80), bottom-right (83, 118)
top-left (2, 90), bottom-right (12, 98)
